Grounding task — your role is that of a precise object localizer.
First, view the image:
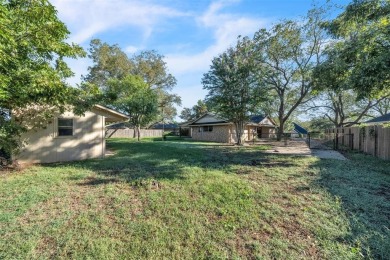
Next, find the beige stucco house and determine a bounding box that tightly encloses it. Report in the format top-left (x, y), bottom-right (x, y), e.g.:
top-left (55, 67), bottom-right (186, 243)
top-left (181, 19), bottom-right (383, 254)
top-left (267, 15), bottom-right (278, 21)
top-left (188, 113), bottom-right (277, 144)
top-left (16, 105), bottom-right (129, 164)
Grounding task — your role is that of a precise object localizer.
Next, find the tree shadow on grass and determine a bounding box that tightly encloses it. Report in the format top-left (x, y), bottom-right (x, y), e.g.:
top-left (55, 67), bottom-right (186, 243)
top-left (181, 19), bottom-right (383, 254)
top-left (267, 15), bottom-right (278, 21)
top-left (47, 138), bottom-right (302, 186)
top-left (310, 154), bottom-right (390, 259)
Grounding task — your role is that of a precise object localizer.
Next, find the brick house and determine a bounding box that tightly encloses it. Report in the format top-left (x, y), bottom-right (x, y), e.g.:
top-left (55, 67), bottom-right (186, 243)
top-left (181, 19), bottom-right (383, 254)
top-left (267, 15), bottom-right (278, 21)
top-left (188, 113), bottom-right (277, 143)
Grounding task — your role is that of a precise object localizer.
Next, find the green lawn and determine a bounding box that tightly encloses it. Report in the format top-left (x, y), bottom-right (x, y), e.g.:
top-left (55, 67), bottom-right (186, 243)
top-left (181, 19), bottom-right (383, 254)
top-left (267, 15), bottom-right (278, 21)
top-left (1, 138), bottom-right (389, 259)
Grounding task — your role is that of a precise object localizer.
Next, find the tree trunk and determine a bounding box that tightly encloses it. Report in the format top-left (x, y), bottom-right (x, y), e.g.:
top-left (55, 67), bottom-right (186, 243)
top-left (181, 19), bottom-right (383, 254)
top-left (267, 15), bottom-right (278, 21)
top-left (277, 117), bottom-right (284, 141)
top-left (133, 128), bottom-right (137, 138)
top-left (235, 121), bottom-right (245, 145)
top-left (136, 125), bottom-right (141, 141)
top-left (277, 94), bottom-right (285, 141)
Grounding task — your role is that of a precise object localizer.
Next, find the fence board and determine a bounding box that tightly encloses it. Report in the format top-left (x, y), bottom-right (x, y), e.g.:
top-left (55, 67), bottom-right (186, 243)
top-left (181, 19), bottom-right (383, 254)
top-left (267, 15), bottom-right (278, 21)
top-left (378, 126), bottom-right (390, 160)
top-left (106, 129), bottom-right (163, 138)
top-left (327, 125), bottom-right (390, 160)
top-left (351, 127), bottom-right (360, 150)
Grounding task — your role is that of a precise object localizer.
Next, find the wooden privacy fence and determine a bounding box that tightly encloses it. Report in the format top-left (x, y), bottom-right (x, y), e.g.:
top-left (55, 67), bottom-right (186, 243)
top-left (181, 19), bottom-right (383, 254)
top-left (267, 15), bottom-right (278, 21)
top-left (325, 125), bottom-right (390, 160)
top-left (106, 129), bottom-right (163, 138)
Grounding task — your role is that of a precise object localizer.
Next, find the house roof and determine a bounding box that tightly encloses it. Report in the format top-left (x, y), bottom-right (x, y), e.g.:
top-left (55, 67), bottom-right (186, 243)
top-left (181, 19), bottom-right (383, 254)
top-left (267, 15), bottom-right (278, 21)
top-left (249, 115), bottom-right (266, 124)
top-left (365, 113), bottom-right (390, 124)
top-left (150, 123), bottom-right (179, 129)
top-left (106, 122), bottom-right (134, 129)
top-left (178, 121), bottom-right (190, 127)
top-left (188, 113), bottom-right (277, 127)
top-left (248, 115), bottom-right (277, 126)
top-left (188, 113), bottom-right (230, 126)
top-left (93, 105), bottom-right (129, 123)
top-left (293, 123), bottom-right (308, 135)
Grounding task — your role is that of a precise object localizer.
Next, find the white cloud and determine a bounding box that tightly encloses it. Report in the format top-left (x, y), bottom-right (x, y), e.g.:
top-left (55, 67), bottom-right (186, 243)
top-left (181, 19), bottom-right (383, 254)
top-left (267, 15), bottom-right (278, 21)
top-left (125, 45), bottom-right (140, 54)
top-left (165, 0), bottom-right (269, 76)
top-left (51, 0), bottom-right (188, 44)
top-left (52, 0), bottom-right (271, 109)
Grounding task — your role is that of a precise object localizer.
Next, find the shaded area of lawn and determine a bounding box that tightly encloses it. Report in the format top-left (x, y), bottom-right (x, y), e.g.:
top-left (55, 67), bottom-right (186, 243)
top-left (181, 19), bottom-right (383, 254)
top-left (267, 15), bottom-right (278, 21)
top-left (313, 154), bottom-right (390, 259)
top-left (0, 138), bottom-right (389, 259)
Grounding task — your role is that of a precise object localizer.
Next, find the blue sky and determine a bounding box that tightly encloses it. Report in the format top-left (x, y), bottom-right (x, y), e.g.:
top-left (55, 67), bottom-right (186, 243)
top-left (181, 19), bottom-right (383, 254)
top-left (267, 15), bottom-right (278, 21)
top-left (52, 0), bottom-right (350, 117)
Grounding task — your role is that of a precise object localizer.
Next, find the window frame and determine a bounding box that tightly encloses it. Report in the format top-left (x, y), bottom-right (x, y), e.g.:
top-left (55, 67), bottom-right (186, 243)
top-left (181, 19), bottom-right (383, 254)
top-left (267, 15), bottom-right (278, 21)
top-left (202, 126), bottom-right (213, 132)
top-left (57, 118), bottom-right (74, 137)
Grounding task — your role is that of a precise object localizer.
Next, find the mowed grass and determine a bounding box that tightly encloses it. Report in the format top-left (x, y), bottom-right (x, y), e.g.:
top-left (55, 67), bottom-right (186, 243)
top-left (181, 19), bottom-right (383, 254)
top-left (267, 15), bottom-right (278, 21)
top-left (0, 138), bottom-right (389, 259)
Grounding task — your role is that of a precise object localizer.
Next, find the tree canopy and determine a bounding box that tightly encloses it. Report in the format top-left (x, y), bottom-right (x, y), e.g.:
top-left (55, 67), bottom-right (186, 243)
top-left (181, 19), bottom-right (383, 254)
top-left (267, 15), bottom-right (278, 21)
top-left (319, 0), bottom-right (390, 98)
top-left (84, 41), bottom-right (181, 122)
top-left (253, 9), bottom-right (325, 140)
top-left (179, 100), bottom-right (208, 122)
top-left (310, 0), bottom-right (390, 126)
top-left (0, 0), bottom-right (85, 157)
top-left (107, 75), bottom-right (159, 140)
top-left (203, 37), bottom-right (268, 145)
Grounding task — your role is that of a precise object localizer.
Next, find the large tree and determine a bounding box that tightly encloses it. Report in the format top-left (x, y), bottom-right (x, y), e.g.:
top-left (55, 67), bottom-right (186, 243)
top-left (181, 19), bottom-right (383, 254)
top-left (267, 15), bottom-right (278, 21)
top-left (107, 75), bottom-right (158, 141)
top-left (84, 39), bottom-right (132, 92)
top-left (84, 42), bottom-right (181, 120)
top-left (372, 98), bottom-right (390, 116)
top-left (132, 50), bottom-right (180, 121)
top-left (0, 0), bottom-right (85, 158)
top-left (203, 37), bottom-right (268, 145)
top-left (305, 89), bottom-right (388, 127)
top-left (253, 9), bottom-right (325, 140)
top-left (312, 0), bottom-right (390, 126)
top-left (321, 0), bottom-right (390, 98)
top-left (179, 99), bottom-right (209, 122)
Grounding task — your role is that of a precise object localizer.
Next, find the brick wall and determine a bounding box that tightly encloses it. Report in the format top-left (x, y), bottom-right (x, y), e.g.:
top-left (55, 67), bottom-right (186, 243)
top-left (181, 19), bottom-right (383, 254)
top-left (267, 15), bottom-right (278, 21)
top-left (191, 125), bottom-right (231, 143)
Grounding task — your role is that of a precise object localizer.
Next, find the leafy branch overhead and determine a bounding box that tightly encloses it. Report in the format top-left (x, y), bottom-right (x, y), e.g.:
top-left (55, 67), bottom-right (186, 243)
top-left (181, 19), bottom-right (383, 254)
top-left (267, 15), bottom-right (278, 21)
top-left (107, 75), bottom-right (159, 141)
top-left (84, 40), bottom-right (181, 123)
top-left (0, 0), bottom-right (85, 156)
top-left (317, 0), bottom-right (390, 99)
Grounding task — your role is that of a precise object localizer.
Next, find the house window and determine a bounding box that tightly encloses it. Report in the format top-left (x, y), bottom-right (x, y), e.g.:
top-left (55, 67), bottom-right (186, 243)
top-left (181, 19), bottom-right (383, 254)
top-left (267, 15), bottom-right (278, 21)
top-left (202, 126), bottom-right (213, 132)
top-left (58, 118), bottom-right (73, 136)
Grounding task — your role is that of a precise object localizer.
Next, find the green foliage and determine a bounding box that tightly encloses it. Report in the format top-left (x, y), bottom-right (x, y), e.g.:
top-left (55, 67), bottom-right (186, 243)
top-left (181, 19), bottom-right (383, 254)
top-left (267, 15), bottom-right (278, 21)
top-left (306, 117), bottom-right (336, 131)
top-left (306, 89), bottom-right (388, 127)
top-left (203, 37), bottom-right (268, 145)
top-left (253, 9), bottom-right (325, 140)
top-left (107, 75), bottom-right (159, 140)
top-left (179, 99), bottom-right (209, 122)
top-left (83, 39), bottom-right (132, 91)
top-left (0, 0), bottom-right (85, 157)
top-left (84, 41), bottom-right (181, 120)
top-left (132, 50), bottom-right (177, 91)
top-left (319, 0), bottom-right (390, 99)
top-left (311, 1), bottom-right (390, 127)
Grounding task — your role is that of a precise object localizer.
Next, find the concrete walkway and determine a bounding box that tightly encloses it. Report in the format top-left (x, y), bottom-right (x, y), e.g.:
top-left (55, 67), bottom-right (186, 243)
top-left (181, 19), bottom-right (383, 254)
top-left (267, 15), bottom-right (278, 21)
top-left (252, 139), bottom-right (347, 160)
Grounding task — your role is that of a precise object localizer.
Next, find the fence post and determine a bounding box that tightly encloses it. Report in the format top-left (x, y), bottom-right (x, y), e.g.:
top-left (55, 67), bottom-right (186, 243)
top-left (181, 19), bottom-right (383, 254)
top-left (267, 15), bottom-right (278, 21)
top-left (350, 133), bottom-right (354, 150)
top-left (375, 125), bottom-right (378, 157)
top-left (308, 132), bottom-right (311, 148)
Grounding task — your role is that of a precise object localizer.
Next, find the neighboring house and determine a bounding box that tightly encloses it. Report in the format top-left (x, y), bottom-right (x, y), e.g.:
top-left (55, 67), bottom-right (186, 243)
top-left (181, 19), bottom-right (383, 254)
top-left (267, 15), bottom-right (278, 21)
top-left (16, 105), bottom-right (129, 164)
top-left (178, 121), bottom-right (191, 136)
top-left (188, 113), bottom-right (277, 143)
top-left (365, 113), bottom-right (390, 125)
top-left (291, 123), bottom-right (308, 138)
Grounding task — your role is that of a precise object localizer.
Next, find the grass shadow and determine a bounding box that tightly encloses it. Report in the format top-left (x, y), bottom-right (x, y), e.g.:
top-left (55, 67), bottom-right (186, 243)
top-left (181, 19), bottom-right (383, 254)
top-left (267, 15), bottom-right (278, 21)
top-left (47, 138), bottom-right (298, 185)
top-left (310, 153), bottom-right (390, 259)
